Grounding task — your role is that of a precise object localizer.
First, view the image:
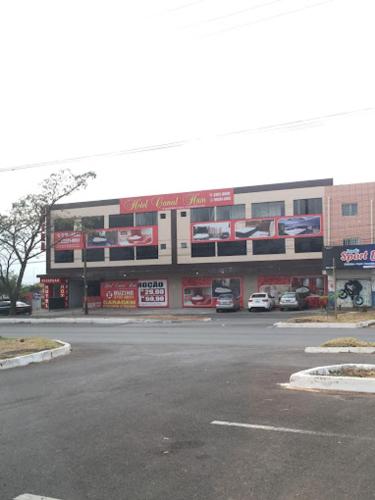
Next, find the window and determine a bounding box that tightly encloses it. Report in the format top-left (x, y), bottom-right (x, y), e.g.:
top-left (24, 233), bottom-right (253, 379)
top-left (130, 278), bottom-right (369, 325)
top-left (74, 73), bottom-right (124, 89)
top-left (252, 201), bottom-right (285, 218)
top-left (54, 218), bottom-right (75, 231)
top-left (191, 242), bottom-right (215, 257)
top-left (54, 250), bottom-right (74, 263)
top-left (181, 242), bottom-right (188, 249)
top-left (87, 281), bottom-right (101, 296)
top-left (180, 211), bottom-right (187, 217)
top-left (109, 214), bottom-right (134, 228)
top-left (135, 211), bottom-right (157, 226)
top-left (160, 243), bottom-right (167, 250)
top-left (109, 247), bottom-right (135, 261)
top-left (294, 198), bottom-right (322, 215)
top-left (190, 207), bottom-right (215, 223)
top-left (343, 238), bottom-right (360, 245)
top-left (83, 248), bottom-right (105, 262)
top-left (81, 216), bottom-right (104, 230)
top-left (294, 237), bottom-right (323, 253)
top-left (342, 203), bottom-right (358, 216)
top-left (217, 241), bottom-right (247, 256)
top-left (160, 213), bottom-right (167, 220)
top-left (252, 239), bottom-right (285, 255)
top-left (136, 245), bottom-right (158, 259)
top-left (216, 204), bottom-right (246, 221)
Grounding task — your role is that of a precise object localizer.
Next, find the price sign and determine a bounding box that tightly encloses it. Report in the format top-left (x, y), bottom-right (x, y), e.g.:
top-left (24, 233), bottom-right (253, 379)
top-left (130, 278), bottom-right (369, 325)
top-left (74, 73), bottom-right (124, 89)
top-left (138, 280), bottom-right (168, 308)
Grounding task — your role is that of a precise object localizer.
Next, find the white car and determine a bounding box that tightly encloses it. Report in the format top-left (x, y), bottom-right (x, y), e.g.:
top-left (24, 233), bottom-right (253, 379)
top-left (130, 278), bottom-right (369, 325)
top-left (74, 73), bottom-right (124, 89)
top-left (248, 292), bottom-right (274, 312)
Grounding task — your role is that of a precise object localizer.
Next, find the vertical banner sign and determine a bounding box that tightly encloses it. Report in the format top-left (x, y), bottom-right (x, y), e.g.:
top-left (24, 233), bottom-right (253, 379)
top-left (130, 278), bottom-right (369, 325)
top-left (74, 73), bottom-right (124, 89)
top-left (101, 281), bottom-right (138, 308)
top-left (138, 280), bottom-right (168, 307)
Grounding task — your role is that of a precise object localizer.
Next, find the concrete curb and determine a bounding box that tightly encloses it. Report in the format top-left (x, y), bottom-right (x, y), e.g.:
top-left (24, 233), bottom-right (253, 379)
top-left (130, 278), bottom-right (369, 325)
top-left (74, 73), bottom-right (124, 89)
top-left (305, 346), bottom-right (375, 353)
top-left (0, 340), bottom-right (71, 370)
top-left (287, 363), bottom-right (375, 393)
top-left (0, 317), bottom-right (212, 325)
top-left (274, 320), bottom-right (375, 329)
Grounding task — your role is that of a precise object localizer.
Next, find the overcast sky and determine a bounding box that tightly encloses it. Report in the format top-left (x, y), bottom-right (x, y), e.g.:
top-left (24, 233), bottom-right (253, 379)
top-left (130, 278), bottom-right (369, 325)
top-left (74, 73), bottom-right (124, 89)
top-left (1, 0), bottom-right (374, 282)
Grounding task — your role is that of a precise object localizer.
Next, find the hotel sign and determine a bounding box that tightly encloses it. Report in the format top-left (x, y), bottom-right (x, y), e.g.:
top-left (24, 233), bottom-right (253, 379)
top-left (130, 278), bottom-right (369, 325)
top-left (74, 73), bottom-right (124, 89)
top-left (120, 188), bottom-right (234, 214)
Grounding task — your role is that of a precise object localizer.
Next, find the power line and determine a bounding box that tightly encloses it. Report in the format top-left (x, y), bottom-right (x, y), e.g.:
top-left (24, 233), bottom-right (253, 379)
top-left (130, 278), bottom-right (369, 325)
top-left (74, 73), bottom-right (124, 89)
top-left (203, 0), bottom-right (335, 37)
top-left (0, 106), bottom-right (373, 175)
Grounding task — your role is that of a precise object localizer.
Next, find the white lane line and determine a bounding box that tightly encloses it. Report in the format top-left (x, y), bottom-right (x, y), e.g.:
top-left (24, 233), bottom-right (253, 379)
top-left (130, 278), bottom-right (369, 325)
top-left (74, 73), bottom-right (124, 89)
top-left (211, 420), bottom-right (375, 441)
top-left (14, 495), bottom-right (63, 500)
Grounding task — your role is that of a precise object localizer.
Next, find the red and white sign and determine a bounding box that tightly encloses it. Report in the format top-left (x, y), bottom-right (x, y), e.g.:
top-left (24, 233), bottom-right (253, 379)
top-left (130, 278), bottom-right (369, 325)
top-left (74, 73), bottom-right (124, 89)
top-left (100, 281), bottom-right (138, 308)
top-left (54, 231), bottom-right (83, 250)
top-left (120, 189), bottom-right (234, 214)
top-left (138, 280), bottom-right (168, 307)
top-left (86, 226), bottom-right (157, 249)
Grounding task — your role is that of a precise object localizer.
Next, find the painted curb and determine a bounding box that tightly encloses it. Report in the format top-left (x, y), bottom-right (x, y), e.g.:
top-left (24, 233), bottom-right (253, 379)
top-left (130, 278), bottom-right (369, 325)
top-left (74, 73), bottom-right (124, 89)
top-left (0, 317), bottom-right (212, 325)
top-left (288, 363), bottom-right (375, 393)
top-left (274, 320), bottom-right (375, 329)
top-left (305, 346), bottom-right (375, 353)
top-left (0, 340), bottom-right (71, 370)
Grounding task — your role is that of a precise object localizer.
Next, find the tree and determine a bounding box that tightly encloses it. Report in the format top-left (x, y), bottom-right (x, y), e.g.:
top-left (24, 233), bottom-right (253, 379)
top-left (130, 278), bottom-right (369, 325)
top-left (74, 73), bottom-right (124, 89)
top-left (0, 169), bottom-right (96, 314)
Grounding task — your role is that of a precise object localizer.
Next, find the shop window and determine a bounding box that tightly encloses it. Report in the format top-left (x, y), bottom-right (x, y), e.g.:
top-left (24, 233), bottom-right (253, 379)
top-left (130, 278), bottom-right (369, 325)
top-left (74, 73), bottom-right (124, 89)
top-left (87, 281), bottom-right (101, 296)
top-left (135, 211), bottom-right (157, 226)
top-left (294, 237), bottom-right (323, 253)
top-left (217, 241), bottom-right (247, 256)
top-left (109, 247), bottom-right (135, 261)
top-left (191, 242), bottom-right (215, 257)
top-left (252, 201), bottom-right (285, 218)
top-left (216, 204), bottom-right (246, 221)
top-left (342, 203), bottom-right (358, 216)
top-left (160, 213), bottom-right (167, 219)
top-left (54, 250), bottom-right (74, 263)
top-left (191, 207), bottom-right (215, 223)
top-left (109, 213), bottom-right (134, 228)
top-left (343, 237), bottom-right (360, 245)
top-left (83, 248), bottom-right (105, 262)
top-left (53, 218), bottom-right (75, 231)
top-left (252, 239), bottom-right (285, 255)
top-left (81, 216), bottom-right (104, 230)
top-left (294, 198), bottom-right (322, 215)
top-left (136, 245), bottom-right (159, 259)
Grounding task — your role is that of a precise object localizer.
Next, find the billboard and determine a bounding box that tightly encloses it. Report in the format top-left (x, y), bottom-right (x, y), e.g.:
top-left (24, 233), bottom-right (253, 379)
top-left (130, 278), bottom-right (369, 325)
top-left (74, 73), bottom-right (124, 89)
top-left (54, 231), bottom-right (83, 250)
top-left (138, 280), bottom-right (168, 307)
top-left (324, 244), bottom-right (375, 269)
top-left (191, 214), bottom-right (322, 243)
top-left (120, 188), bottom-right (234, 214)
top-left (182, 277), bottom-right (242, 307)
top-left (86, 226), bottom-right (157, 249)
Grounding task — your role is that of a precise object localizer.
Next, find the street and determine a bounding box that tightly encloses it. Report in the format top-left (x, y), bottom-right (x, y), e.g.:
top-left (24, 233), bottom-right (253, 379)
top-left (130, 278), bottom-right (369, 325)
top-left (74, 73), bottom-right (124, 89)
top-left (2, 314), bottom-right (375, 499)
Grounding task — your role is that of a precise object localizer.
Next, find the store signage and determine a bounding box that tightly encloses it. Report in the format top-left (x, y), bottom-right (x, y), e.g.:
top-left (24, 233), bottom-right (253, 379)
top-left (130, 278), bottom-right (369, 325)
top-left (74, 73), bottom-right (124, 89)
top-left (100, 281), bottom-right (138, 308)
top-left (324, 244), bottom-right (375, 269)
top-left (120, 189), bottom-right (234, 214)
top-left (138, 280), bottom-right (168, 307)
top-left (191, 214), bottom-right (322, 243)
top-left (182, 277), bottom-right (242, 308)
top-left (40, 277), bottom-right (64, 284)
top-left (54, 231), bottom-right (83, 250)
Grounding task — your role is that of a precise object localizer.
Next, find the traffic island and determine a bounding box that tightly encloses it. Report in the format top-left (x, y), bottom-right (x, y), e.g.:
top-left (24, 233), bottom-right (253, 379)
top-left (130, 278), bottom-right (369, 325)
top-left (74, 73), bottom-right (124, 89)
top-left (274, 311), bottom-right (375, 328)
top-left (284, 364), bottom-right (375, 393)
top-left (305, 337), bottom-right (375, 353)
top-left (0, 336), bottom-right (71, 369)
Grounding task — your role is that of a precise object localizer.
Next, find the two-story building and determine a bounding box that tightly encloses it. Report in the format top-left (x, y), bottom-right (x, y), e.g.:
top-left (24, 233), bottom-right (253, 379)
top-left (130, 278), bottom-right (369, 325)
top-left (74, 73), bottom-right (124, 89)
top-left (39, 178), bottom-right (331, 309)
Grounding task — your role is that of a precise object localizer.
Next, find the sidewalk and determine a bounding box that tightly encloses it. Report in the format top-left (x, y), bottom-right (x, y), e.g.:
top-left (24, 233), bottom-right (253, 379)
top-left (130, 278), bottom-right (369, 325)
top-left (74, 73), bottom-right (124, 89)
top-left (31, 307), bottom-right (213, 317)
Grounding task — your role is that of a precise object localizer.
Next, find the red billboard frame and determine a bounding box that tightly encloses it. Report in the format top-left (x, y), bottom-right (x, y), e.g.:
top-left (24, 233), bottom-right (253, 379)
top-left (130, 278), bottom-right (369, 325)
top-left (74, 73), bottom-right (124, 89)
top-left (85, 225), bottom-right (158, 249)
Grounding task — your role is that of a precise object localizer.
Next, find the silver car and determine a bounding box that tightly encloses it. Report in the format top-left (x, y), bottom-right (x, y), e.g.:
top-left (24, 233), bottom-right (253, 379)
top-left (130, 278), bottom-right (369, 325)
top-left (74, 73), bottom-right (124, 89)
top-left (216, 293), bottom-right (241, 312)
top-left (279, 292), bottom-right (306, 311)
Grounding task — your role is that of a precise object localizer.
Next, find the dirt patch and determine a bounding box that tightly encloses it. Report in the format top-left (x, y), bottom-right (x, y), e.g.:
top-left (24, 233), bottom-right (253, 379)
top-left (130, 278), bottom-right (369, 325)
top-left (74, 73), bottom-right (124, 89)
top-left (291, 311), bottom-right (375, 323)
top-left (0, 337), bottom-right (61, 359)
top-left (329, 367), bottom-right (375, 378)
top-left (321, 337), bottom-right (375, 348)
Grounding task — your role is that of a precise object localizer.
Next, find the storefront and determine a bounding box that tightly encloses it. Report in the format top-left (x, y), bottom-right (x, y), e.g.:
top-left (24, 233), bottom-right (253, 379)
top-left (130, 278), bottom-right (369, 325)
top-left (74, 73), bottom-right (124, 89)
top-left (257, 275), bottom-right (326, 308)
top-left (40, 277), bottom-right (69, 310)
top-left (324, 245), bottom-right (375, 308)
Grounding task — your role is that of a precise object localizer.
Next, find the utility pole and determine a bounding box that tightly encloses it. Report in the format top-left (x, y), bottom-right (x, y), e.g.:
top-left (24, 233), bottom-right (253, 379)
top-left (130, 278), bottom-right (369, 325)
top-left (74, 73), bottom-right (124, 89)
top-left (82, 231), bottom-right (88, 315)
top-left (332, 255), bottom-right (337, 319)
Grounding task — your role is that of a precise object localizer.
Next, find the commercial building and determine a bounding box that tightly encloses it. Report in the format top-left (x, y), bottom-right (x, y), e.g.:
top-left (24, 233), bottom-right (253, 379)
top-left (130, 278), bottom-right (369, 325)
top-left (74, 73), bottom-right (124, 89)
top-left (323, 181), bottom-right (375, 308)
top-left (39, 178), bottom-right (331, 310)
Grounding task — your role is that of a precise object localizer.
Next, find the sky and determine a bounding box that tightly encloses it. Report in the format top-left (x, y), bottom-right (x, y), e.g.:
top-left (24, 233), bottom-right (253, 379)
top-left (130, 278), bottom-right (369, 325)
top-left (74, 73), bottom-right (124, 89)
top-left (0, 0), bottom-right (374, 282)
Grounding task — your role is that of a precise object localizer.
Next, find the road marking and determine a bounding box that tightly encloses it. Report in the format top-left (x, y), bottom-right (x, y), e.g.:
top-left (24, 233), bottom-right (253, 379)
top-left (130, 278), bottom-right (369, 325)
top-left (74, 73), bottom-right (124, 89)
top-left (14, 495), bottom-right (63, 500)
top-left (211, 420), bottom-right (375, 441)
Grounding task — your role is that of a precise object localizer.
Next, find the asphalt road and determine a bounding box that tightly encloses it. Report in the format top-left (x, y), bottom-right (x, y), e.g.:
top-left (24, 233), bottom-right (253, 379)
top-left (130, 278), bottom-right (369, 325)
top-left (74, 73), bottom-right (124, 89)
top-left (2, 314), bottom-right (375, 500)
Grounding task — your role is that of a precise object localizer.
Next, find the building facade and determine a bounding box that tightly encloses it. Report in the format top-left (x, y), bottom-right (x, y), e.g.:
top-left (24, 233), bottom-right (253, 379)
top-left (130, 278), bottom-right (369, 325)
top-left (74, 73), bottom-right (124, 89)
top-left (323, 181), bottom-right (375, 308)
top-left (40, 178), bottom-right (331, 310)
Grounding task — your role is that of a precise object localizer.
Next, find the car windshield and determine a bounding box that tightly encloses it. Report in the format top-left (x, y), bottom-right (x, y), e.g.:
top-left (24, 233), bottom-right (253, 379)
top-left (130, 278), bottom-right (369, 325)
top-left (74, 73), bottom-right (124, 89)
top-left (252, 293), bottom-right (266, 298)
top-left (219, 294), bottom-right (233, 299)
top-left (282, 293), bottom-right (296, 298)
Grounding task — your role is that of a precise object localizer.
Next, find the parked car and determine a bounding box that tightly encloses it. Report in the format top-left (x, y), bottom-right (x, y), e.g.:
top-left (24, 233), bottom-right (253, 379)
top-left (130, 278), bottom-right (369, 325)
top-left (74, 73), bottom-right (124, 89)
top-left (0, 300), bottom-right (32, 315)
top-left (279, 292), bottom-right (306, 311)
top-left (248, 293), bottom-right (274, 312)
top-left (216, 293), bottom-right (241, 312)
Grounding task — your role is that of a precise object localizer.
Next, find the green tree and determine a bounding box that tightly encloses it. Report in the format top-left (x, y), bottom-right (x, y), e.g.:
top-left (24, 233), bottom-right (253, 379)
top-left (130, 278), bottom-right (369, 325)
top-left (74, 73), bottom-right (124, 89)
top-left (0, 169), bottom-right (96, 314)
